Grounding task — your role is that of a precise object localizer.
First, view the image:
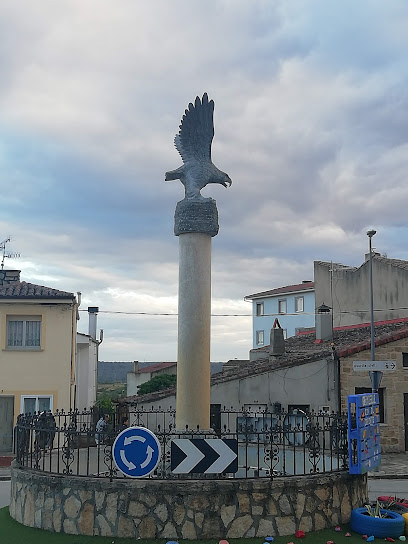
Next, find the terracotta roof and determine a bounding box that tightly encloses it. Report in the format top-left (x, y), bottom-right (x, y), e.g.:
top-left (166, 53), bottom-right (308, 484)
top-left (0, 281), bottom-right (74, 299)
top-left (119, 318), bottom-right (408, 405)
top-left (135, 362), bottom-right (176, 374)
top-left (245, 281), bottom-right (315, 300)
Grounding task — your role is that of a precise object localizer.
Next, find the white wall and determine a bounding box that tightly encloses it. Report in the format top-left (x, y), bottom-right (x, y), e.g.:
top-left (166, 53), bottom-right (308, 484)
top-left (315, 258), bottom-right (408, 327)
top-left (130, 357), bottom-right (337, 413)
top-left (76, 333), bottom-right (98, 410)
top-left (127, 371), bottom-right (152, 397)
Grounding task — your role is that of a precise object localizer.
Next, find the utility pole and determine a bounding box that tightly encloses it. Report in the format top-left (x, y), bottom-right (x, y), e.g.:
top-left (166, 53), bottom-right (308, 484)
top-left (367, 229), bottom-right (381, 392)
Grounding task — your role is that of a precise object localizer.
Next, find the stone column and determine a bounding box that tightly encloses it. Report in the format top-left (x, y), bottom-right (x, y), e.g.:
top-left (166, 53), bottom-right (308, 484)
top-left (174, 198), bottom-right (219, 430)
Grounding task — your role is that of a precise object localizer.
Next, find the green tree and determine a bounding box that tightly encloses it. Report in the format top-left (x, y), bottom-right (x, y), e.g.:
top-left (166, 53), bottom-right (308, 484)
top-left (94, 395), bottom-right (115, 417)
top-left (138, 374), bottom-right (177, 395)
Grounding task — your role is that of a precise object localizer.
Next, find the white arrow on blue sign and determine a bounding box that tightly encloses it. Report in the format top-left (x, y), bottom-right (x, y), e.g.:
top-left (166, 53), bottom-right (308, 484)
top-left (112, 426), bottom-right (161, 478)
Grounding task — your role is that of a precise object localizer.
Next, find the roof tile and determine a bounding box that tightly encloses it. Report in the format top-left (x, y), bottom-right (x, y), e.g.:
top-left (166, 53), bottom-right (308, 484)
top-left (245, 281), bottom-right (314, 300)
top-left (0, 281), bottom-right (74, 299)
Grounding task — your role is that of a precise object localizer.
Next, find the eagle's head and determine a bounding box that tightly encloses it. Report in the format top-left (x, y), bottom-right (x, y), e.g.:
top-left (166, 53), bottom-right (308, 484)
top-left (214, 170), bottom-right (232, 188)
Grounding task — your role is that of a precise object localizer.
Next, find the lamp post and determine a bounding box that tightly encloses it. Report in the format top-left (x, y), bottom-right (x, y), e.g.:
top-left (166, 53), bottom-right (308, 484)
top-left (367, 229), bottom-right (381, 392)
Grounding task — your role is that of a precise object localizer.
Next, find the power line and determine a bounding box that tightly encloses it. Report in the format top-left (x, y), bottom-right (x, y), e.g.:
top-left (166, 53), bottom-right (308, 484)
top-left (78, 310), bottom-right (251, 316)
top-left (78, 307), bottom-right (408, 318)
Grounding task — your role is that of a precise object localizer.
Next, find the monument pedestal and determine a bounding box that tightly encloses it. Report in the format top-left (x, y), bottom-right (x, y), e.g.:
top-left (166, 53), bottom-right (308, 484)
top-left (174, 198), bottom-right (219, 430)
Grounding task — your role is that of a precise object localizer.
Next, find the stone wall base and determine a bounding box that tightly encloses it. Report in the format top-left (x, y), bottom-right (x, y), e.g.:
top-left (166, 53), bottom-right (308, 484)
top-left (10, 462), bottom-right (367, 539)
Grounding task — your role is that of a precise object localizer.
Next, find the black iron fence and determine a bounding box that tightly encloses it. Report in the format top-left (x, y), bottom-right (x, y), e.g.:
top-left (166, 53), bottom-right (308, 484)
top-left (15, 406), bottom-right (348, 480)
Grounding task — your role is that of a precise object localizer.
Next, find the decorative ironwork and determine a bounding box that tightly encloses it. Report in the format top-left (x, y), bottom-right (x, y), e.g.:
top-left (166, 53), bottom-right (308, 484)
top-left (14, 406), bottom-right (349, 480)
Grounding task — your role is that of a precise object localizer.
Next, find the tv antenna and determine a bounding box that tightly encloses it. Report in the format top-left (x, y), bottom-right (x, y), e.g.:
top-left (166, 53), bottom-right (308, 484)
top-left (1, 237), bottom-right (21, 270)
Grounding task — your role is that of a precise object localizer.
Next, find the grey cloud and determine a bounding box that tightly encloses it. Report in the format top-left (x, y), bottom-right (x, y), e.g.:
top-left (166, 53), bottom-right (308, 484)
top-left (1, 1), bottom-right (408, 360)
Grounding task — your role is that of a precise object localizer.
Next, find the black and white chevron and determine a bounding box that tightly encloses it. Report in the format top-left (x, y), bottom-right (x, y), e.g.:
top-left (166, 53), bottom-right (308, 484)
top-left (171, 438), bottom-right (238, 474)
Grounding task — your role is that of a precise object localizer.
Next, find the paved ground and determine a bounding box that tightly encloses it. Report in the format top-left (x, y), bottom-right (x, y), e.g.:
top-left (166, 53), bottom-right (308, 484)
top-left (368, 452), bottom-right (408, 478)
top-left (368, 477), bottom-right (408, 502)
top-left (0, 481), bottom-right (10, 508)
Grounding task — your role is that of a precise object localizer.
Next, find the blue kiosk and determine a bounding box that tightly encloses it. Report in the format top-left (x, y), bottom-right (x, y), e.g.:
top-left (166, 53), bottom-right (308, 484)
top-left (348, 393), bottom-right (381, 474)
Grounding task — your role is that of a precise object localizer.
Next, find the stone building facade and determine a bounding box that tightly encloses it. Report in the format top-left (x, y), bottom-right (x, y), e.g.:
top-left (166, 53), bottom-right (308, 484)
top-left (339, 330), bottom-right (408, 452)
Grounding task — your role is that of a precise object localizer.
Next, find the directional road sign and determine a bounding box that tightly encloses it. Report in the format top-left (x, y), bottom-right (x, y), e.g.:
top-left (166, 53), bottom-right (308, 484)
top-left (353, 360), bottom-right (396, 372)
top-left (171, 438), bottom-right (238, 474)
top-left (112, 426), bottom-right (161, 478)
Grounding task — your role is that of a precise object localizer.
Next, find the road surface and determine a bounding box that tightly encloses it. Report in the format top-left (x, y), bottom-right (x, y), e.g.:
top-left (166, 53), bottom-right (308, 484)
top-left (0, 481), bottom-right (11, 509)
top-left (368, 477), bottom-right (408, 502)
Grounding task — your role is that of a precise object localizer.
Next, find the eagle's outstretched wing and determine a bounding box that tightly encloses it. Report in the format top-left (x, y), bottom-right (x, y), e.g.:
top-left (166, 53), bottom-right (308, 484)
top-left (174, 93), bottom-right (214, 164)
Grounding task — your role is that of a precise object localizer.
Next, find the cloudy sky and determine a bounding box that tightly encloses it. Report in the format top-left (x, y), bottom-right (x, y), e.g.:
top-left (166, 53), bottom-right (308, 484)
top-left (1, 1), bottom-right (407, 362)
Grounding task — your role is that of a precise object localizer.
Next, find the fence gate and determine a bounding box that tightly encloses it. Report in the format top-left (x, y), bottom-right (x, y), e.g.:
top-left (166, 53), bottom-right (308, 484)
top-left (0, 396), bottom-right (14, 452)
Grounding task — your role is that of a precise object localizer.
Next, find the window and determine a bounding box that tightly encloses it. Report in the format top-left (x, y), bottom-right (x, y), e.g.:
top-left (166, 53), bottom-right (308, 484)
top-left (403, 353), bottom-right (408, 368)
top-left (7, 316), bottom-right (41, 349)
top-left (355, 387), bottom-right (385, 423)
top-left (256, 330), bottom-right (264, 345)
top-left (256, 302), bottom-right (264, 316)
top-left (295, 296), bottom-right (304, 313)
top-left (288, 404), bottom-right (310, 413)
top-left (21, 395), bottom-right (53, 415)
top-left (278, 299), bottom-right (287, 314)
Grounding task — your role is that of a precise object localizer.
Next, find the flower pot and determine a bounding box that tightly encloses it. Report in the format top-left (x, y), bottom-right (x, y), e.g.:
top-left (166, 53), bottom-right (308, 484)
top-left (350, 507), bottom-right (405, 538)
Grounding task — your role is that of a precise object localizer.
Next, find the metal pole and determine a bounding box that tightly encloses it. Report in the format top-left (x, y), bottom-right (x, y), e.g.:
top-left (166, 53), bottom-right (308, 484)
top-left (369, 234), bottom-right (375, 361)
top-left (367, 229), bottom-right (380, 392)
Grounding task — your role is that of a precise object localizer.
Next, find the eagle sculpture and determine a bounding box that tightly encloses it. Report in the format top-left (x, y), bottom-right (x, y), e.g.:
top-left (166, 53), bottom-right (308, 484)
top-left (165, 93), bottom-right (232, 200)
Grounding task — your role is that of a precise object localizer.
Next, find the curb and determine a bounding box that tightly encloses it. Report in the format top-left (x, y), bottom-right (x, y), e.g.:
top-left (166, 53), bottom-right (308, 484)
top-left (368, 474), bottom-right (408, 480)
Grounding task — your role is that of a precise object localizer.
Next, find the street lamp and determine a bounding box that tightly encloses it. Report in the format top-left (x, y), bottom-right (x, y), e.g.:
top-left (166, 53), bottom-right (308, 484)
top-left (367, 229), bottom-right (381, 392)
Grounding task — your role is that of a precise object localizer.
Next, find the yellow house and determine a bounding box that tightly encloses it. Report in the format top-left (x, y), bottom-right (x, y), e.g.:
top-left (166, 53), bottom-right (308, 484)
top-left (0, 269), bottom-right (78, 452)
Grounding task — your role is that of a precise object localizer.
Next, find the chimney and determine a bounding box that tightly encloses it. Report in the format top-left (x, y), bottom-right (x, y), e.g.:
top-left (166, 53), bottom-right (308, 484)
top-left (134, 361), bottom-right (139, 373)
top-left (269, 318), bottom-right (285, 357)
top-left (88, 307), bottom-right (99, 341)
top-left (0, 269), bottom-right (21, 285)
top-left (315, 303), bottom-right (332, 343)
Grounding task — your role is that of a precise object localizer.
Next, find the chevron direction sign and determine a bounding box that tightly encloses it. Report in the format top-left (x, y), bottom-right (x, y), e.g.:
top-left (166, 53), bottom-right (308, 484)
top-left (171, 438), bottom-right (238, 474)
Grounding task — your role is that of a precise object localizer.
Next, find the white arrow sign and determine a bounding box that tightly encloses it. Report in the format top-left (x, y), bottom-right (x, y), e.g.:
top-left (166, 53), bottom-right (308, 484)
top-left (204, 439), bottom-right (238, 474)
top-left (120, 449), bottom-right (136, 470)
top-left (171, 439), bottom-right (205, 474)
top-left (353, 360), bottom-right (396, 372)
top-left (140, 445), bottom-right (154, 469)
top-left (124, 435), bottom-right (146, 445)
top-left (171, 438), bottom-right (238, 474)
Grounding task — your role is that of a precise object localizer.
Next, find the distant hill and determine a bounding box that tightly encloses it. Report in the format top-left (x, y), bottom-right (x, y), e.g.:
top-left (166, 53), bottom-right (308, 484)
top-left (98, 361), bottom-right (225, 384)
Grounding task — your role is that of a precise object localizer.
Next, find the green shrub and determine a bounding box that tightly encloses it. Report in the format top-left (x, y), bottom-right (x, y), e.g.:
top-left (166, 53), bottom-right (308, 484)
top-left (138, 374), bottom-right (177, 395)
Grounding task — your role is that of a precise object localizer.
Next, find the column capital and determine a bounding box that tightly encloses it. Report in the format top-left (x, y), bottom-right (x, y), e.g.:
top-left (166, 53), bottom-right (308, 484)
top-left (174, 198), bottom-right (219, 237)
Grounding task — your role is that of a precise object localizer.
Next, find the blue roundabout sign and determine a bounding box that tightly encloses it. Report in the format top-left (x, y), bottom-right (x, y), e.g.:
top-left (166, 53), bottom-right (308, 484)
top-left (112, 426), bottom-right (161, 478)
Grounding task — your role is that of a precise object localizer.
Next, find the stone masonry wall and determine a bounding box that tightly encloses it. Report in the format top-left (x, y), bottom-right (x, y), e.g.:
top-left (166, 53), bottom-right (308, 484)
top-left (10, 463), bottom-right (367, 539)
top-left (340, 337), bottom-right (408, 452)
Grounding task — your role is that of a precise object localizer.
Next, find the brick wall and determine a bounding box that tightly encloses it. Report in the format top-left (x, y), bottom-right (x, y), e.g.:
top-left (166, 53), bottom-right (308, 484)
top-left (340, 337), bottom-right (408, 452)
